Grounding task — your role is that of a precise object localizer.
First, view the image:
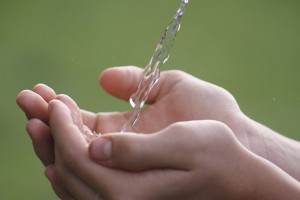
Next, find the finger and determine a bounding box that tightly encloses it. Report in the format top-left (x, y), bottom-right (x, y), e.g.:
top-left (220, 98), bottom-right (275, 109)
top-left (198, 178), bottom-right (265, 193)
top-left (49, 99), bottom-right (86, 147)
top-left (16, 90), bottom-right (49, 123)
top-left (48, 100), bottom-right (110, 197)
top-left (99, 66), bottom-right (184, 104)
top-left (33, 83), bottom-right (56, 103)
top-left (88, 111), bottom-right (129, 134)
top-left (26, 119), bottom-right (54, 166)
top-left (45, 165), bottom-right (76, 200)
top-left (81, 110), bottom-right (100, 133)
top-left (56, 94), bottom-right (84, 133)
top-left (81, 110), bottom-right (125, 134)
top-left (89, 122), bottom-right (195, 171)
top-left (54, 153), bottom-right (103, 200)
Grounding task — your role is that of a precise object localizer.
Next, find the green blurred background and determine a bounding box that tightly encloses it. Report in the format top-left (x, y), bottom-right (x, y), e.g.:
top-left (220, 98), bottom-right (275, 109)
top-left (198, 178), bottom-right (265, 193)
top-left (1, 0), bottom-right (299, 199)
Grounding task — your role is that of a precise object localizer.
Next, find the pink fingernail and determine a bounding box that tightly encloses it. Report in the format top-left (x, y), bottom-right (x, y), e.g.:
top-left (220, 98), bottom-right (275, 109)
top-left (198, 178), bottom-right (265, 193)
top-left (90, 138), bottom-right (112, 161)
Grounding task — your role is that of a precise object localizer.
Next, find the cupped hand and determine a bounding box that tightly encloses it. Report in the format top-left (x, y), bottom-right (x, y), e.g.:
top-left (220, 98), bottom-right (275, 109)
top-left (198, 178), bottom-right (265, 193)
top-left (97, 66), bottom-right (243, 135)
top-left (47, 97), bottom-right (300, 200)
top-left (47, 97), bottom-right (244, 200)
top-left (16, 84), bottom-right (93, 166)
top-left (16, 84), bottom-right (56, 166)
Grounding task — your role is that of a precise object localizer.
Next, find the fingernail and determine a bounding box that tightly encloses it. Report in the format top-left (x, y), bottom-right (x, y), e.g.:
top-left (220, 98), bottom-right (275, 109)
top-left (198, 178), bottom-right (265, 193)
top-left (90, 138), bottom-right (112, 161)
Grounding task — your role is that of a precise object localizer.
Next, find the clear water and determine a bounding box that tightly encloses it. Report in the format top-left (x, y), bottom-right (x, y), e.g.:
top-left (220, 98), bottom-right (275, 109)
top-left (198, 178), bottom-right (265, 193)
top-left (121, 0), bottom-right (190, 132)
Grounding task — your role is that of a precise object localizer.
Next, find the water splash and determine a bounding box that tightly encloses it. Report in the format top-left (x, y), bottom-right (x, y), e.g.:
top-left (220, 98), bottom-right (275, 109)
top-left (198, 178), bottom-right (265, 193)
top-left (121, 0), bottom-right (190, 132)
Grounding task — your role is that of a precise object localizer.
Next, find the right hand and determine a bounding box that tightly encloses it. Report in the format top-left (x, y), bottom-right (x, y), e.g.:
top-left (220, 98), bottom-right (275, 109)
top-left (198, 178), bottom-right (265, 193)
top-left (46, 98), bottom-right (300, 200)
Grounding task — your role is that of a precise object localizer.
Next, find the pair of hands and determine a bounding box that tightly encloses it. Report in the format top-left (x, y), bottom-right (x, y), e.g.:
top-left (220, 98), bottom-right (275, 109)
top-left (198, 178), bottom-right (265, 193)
top-left (17, 66), bottom-right (300, 199)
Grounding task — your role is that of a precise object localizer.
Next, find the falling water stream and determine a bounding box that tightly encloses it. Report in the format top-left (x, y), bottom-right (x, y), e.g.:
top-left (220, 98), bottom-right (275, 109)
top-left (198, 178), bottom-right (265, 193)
top-left (121, 0), bottom-right (190, 132)
top-left (85, 0), bottom-right (190, 140)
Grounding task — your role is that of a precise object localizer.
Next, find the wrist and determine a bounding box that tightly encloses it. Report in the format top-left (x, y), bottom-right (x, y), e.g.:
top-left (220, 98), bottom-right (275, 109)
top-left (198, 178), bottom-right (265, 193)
top-left (227, 148), bottom-right (300, 200)
top-left (227, 111), bottom-right (280, 161)
top-left (238, 114), bottom-right (300, 181)
top-left (223, 111), bottom-right (254, 151)
top-left (244, 151), bottom-right (300, 199)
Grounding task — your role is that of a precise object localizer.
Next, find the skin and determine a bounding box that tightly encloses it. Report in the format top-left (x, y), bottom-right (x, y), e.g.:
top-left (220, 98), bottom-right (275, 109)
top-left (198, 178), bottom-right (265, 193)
top-left (16, 66), bottom-right (300, 199)
top-left (45, 99), bottom-right (300, 200)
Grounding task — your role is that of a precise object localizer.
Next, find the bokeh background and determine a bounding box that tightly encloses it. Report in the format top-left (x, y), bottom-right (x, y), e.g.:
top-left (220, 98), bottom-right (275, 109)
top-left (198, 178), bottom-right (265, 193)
top-left (1, 0), bottom-right (299, 199)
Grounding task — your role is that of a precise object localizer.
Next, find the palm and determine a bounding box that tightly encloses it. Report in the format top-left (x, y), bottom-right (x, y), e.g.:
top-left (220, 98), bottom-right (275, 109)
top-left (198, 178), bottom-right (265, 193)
top-left (91, 69), bottom-right (241, 134)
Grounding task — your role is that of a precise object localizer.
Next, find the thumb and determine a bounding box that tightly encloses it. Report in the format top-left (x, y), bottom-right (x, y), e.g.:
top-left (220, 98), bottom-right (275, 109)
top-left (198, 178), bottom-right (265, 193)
top-left (88, 123), bottom-right (193, 171)
top-left (99, 66), bottom-right (184, 104)
top-left (99, 66), bottom-right (144, 102)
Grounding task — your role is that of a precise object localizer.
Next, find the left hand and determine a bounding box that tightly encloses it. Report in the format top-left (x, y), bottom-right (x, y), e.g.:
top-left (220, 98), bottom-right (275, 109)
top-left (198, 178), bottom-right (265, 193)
top-left (47, 97), bottom-right (300, 200)
top-left (47, 98), bottom-right (240, 200)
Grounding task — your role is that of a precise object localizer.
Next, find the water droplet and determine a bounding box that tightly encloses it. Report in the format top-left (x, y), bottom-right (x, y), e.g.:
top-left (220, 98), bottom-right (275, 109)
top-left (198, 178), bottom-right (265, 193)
top-left (182, 0), bottom-right (189, 5)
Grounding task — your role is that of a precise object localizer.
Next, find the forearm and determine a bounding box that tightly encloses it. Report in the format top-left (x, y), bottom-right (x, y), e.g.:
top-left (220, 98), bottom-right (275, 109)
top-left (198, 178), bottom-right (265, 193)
top-left (246, 118), bottom-right (300, 181)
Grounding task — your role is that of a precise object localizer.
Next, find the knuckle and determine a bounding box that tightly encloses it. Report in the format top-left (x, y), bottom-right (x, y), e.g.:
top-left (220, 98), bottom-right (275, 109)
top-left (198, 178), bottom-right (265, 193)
top-left (60, 149), bottom-right (80, 173)
top-left (167, 121), bottom-right (192, 137)
top-left (109, 134), bottom-right (145, 170)
top-left (204, 120), bottom-right (237, 146)
top-left (168, 69), bottom-right (187, 78)
top-left (210, 120), bottom-right (233, 136)
top-left (112, 135), bottom-right (138, 164)
top-left (163, 70), bottom-right (189, 84)
top-left (54, 164), bottom-right (67, 186)
top-left (168, 121), bottom-right (186, 131)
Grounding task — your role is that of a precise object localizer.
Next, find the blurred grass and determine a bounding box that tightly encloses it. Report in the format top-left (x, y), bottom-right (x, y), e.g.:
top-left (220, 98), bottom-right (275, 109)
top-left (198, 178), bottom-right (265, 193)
top-left (0, 0), bottom-right (299, 199)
